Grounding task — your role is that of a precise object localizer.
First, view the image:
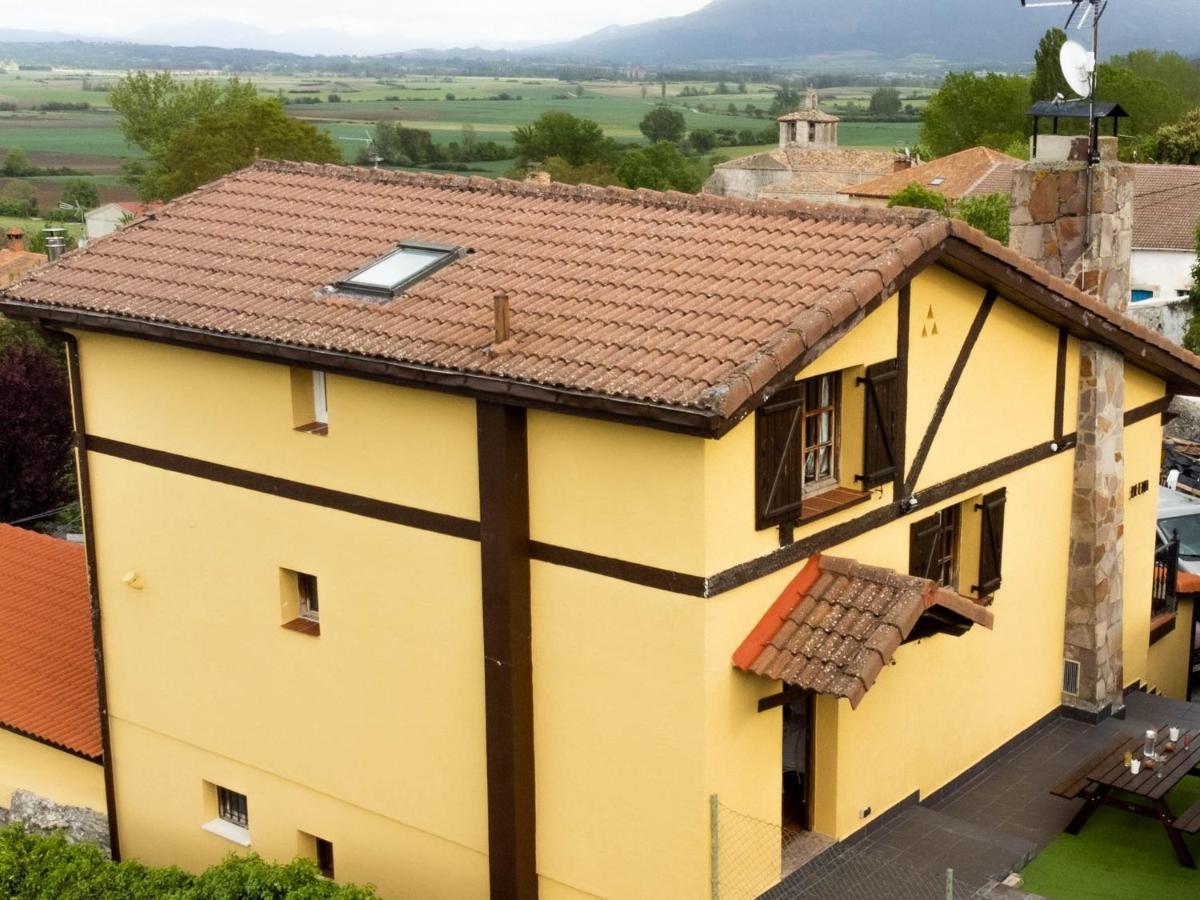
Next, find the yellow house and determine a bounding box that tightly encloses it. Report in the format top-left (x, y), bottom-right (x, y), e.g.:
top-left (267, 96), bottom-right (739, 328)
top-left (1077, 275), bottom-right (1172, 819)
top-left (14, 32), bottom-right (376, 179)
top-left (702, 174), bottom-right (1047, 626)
top-left (2, 160), bottom-right (1198, 899)
top-left (0, 524), bottom-right (107, 822)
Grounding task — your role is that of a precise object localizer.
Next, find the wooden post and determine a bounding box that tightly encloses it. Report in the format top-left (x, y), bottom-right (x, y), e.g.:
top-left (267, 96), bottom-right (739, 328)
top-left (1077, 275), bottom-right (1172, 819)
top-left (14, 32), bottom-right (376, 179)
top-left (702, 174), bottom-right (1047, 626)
top-left (710, 794), bottom-right (720, 900)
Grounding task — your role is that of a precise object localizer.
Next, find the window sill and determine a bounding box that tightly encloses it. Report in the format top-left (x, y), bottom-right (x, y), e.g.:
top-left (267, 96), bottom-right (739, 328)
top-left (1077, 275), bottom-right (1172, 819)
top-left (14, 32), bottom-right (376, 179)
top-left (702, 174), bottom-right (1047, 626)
top-left (282, 617), bottom-right (321, 637)
top-left (1149, 610), bottom-right (1177, 646)
top-left (294, 422), bottom-right (329, 436)
top-left (796, 486), bottom-right (871, 525)
top-left (202, 819), bottom-right (251, 847)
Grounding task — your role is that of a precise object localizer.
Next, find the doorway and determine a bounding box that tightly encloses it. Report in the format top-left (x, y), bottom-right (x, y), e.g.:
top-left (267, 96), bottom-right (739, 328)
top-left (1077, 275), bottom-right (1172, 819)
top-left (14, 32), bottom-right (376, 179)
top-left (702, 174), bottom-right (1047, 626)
top-left (781, 691), bottom-right (814, 831)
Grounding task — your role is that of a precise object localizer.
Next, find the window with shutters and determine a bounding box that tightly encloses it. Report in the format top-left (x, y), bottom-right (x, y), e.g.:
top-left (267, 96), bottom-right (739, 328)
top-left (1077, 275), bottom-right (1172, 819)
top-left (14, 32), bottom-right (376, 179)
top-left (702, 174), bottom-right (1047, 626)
top-left (756, 373), bottom-right (841, 529)
top-left (858, 359), bottom-right (899, 489)
top-left (910, 505), bottom-right (960, 588)
top-left (974, 488), bottom-right (1007, 597)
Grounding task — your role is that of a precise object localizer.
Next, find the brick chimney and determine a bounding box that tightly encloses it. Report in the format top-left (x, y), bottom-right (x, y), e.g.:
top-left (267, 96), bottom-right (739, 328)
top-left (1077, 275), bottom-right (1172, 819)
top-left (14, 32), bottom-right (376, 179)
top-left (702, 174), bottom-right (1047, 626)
top-left (5, 228), bottom-right (24, 253)
top-left (1008, 134), bottom-right (1134, 721)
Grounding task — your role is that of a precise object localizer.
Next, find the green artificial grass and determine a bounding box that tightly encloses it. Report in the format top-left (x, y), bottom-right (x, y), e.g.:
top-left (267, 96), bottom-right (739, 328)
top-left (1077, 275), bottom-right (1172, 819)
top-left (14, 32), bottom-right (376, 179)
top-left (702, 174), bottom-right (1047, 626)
top-left (1022, 775), bottom-right (1200, 899)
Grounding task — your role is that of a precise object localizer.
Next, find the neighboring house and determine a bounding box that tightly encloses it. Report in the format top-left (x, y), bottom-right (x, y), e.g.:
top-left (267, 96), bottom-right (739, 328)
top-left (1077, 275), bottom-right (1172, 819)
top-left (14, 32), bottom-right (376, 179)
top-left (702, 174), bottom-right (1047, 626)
top-left (840, 147), bottom-right (1023, 208)
top-left (704, 88), bottom-right (906, 204)
top-left (84, 201), bottom-right (163, 241)
top-left (0, 524), bottom-right (105, 818)
top-left (0, 229), bottom-right (47, 289)
top-left (2, 160), bottom-right (1198, 899)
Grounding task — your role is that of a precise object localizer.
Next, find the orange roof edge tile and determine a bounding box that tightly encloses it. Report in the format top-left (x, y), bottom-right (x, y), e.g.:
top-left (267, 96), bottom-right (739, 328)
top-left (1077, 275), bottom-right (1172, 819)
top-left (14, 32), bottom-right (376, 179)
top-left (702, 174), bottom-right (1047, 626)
top-left (0, 524), bottom-right (101, 759)
top-left (732, 555), bottom-right (823, 670)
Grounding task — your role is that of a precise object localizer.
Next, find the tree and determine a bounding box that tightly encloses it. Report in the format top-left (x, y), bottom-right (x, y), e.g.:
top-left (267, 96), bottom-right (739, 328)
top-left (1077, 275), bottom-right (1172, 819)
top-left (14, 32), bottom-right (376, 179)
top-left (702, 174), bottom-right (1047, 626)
top-left (920, 72), bottom-right (1031, 157)
top-left (1097, 63), bottom-right (1190, 137)
top-left (769, 83), bottom-right (803, 117)
top-left (1031, 28), bottom-right (1071, 102)
top-left (1144, 109), bottom-right (1200, 164)
top-left (0, 344), bottom-right (73, 524)
top-left (542, 156), bottom-right (620, 187)
top-left (688, 129), bottom-right (718, 153)
top-left (886, 182), bottom-right (948, 214)
top-left (512, 111), bottom-right (613, 167)
top-left (154, 100), bottom-right (341, 200)
top-left (868, 87), bottom-right (902, 117)
top-left (2, 146), bottom-right (34, 176)
top-left (0, 181), bottom-right (37, 217)
top-left (1108, 49), bottom-right (1200, 107)
top-left (639, 105), bottom-right (687, 144)
top-left (615, 141), bottom-right (703, 193)
top-left (955, 193), bottom-right (1010, 244)
top-left (60, 177), bottom-right (100, 212)
top-left (1183, 224), bottom-right (1200, 354)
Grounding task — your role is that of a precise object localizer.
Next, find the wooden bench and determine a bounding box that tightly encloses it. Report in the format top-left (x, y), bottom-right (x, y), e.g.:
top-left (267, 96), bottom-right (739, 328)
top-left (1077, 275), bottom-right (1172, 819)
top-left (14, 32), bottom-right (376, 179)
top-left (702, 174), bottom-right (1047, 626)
top-left (1173, 797), bottom-right (1200, 835)
top-left (1051, 735), bottom-right (1137, 800)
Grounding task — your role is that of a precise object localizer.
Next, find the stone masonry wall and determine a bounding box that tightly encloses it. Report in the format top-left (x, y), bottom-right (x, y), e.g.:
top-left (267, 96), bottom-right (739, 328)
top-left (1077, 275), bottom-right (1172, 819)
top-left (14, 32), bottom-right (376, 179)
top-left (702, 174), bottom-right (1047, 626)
top-left (1064, 345), bottom-right (1126, 714)
top-left (0, 789), bottom-right (111, 857)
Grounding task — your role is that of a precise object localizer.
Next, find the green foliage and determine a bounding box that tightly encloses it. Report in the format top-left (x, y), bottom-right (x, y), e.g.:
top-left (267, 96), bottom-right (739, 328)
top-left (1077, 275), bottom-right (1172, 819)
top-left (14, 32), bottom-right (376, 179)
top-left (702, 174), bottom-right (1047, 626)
top-left (1095, 63), bottom-right (1190, 137)
top-left (615, 141), bottom-right (703, 193)
top-left (0, 182), bottom-right (38, 217)
top-left (1107, 49), bottom-right (1200, 107)
top-left (886, 182), bottom-right (948, 213)
top-left (110, 72), bottom-right (259, 160)
top-left (25, 228), bottom-right (79, 256)
top-left (2, 147), bottom-right (34, 177)
top-left (639, 105), bottom-right (687, 144)
top-left (1144, 109), bottom-right (1200, 165)
top-left (1031, 28), bottom-right (1071, 102)
top-left (1183, 223), bottom-right (1200, 355)
top-left (542, 157), bottom-right (620, 187)
top-left (0, 825), bottom-right (377, 899)
top-left (60, 178), bottom-right (100, 213)
top-left (769, 83), bottom-right (803, 117)
top-left (955, 193), bottom-right (1010, 244)
top-left (920, 72), bottom-right (1031, 157)
top-left (868, 87), bottom-right (902, 117)
top-left (688, 128), bottom-right (718, 153)
top-left (155, 100), bottom-right (341, 200)
top-left (511, 111), bottom-right (614, 167)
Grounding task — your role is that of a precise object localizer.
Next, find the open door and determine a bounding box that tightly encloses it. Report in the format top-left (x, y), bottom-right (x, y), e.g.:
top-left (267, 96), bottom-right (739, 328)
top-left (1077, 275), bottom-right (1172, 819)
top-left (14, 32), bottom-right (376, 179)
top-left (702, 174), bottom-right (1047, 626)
top-left (781, 691), bottom-right (814, 831)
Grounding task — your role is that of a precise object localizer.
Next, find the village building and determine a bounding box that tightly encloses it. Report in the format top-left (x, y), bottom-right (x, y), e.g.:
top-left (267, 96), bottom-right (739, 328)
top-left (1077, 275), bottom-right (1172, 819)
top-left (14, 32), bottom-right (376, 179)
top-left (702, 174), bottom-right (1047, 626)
top-left (0, 229), bottom-right (46, 289)
top-left (703, 87), bottom-right (908, 204)
top-left (0, 524), bottom-right (106, 827)
top-left (2, 160), bottom-right (1198, 899)
top-left (840, 146), bottom-right (1023, 208)
top-left (84, 201), bottom-right (165, 242)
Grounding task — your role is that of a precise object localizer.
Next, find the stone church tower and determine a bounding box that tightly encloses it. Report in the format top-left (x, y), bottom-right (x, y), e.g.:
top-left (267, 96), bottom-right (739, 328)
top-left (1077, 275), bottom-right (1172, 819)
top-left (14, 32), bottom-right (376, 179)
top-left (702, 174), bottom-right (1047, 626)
top-left (777, 86), bottom-right (840, 150)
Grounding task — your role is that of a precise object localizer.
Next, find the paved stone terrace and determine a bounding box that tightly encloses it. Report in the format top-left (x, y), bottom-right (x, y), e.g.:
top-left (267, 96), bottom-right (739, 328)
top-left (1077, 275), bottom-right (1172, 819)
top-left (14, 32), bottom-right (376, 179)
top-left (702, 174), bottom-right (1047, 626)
top-left (766, 691), bottom-right (1200, 899)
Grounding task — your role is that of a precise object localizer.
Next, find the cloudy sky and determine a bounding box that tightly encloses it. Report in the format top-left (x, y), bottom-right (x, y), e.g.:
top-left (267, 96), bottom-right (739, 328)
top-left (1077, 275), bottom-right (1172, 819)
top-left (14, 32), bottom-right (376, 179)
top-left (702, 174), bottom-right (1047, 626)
top-left (16, 1), bottom-right (712, 53)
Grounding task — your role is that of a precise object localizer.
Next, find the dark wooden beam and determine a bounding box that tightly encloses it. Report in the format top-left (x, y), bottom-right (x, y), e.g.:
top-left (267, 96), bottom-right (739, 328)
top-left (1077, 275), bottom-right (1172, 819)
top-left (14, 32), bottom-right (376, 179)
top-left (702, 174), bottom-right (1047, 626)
top-left (1055, 328), bottom-right (1068, 442)
top-left (894, 285), bottom-right (911, 500)
top-left (1125, 396), bottom-right (1173, 427)
top-left (757, 686), bottom-right (809, 713)
top-left (903, 289), bottom-right (996, 496)
top-left (476, 402), bottom-right (538, 900)
top-left (59, 334), bottom-right (122, 861)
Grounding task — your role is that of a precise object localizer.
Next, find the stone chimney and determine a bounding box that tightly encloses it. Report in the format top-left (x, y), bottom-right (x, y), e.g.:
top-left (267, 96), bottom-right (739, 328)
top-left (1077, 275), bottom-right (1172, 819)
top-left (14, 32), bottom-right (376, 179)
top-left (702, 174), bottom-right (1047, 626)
top-left (1008, 134), bottom-right (1134, 721)
top-left (524, 167), bottom-right (551, 187)
top-left (5, 228), bottom-right (23, 253)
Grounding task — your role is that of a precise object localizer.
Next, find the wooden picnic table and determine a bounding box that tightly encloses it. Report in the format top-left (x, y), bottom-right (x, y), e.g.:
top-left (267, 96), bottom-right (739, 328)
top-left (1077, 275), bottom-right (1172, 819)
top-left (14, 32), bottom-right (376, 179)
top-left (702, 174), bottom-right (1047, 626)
top-left (1058, 726), bottom-right (1200, 868)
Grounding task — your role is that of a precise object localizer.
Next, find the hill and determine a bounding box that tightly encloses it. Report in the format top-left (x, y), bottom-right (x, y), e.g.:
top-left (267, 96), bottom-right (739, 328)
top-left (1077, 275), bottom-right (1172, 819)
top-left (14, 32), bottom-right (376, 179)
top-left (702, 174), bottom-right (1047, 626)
top-left (543, 0), bottom-right (1200, 67)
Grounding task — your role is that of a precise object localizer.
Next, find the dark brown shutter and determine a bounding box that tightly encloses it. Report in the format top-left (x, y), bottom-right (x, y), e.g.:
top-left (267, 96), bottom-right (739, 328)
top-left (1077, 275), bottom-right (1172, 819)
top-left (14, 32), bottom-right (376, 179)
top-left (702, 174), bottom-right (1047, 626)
top-left (909, 512), bottom-right (942, 581)
top-left (975, 488), bottom-right (1007, 596)
top-left (859, 359), bottom-right (898, 489)
top-left (756, 382), bottom-right (806, 529)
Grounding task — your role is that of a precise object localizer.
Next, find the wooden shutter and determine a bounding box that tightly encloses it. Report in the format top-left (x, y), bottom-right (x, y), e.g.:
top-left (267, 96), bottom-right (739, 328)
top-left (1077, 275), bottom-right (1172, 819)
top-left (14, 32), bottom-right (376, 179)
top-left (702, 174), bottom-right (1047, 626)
top-left (975, 488), bottom-right (1007, 597)
top-left (756, 382), bottom-right (806, 529)
top-left (909, 512), bottom-right (943, 582)
top-left (859, 359), bottom-right (898, 489)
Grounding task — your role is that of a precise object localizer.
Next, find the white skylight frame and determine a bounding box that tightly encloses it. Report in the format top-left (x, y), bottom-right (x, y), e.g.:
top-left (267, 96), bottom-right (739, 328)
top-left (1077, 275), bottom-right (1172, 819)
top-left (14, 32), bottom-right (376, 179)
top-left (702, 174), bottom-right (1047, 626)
top-left (335, 241), bottom-right (466, 299)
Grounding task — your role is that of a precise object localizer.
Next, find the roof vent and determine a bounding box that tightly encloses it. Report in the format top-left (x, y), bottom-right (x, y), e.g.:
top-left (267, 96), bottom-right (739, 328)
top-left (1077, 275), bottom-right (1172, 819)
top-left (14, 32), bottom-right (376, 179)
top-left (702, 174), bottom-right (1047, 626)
top-left (335, 241), bottom-right (465, 300)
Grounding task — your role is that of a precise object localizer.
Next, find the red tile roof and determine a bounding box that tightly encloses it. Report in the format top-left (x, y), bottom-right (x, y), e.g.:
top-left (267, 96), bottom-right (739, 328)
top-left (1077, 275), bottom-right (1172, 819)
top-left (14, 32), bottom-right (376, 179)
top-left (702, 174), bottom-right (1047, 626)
top-left (842, 147), bottom-right (1022, 202)
top-left (1131, 164), bottom-right (1200, 251)
top-left (4, 161), bottom-right (1200, 429)
top-left (0, 524), bottom-right (100, 758)
top-left (733, 555), bottom-right (993, 708)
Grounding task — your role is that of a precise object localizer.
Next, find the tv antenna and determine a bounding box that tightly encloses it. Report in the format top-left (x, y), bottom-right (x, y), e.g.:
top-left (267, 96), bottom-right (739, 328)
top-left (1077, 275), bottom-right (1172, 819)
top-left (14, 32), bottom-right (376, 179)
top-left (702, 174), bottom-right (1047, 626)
top-left (343, 128), bottom-right (383, 169)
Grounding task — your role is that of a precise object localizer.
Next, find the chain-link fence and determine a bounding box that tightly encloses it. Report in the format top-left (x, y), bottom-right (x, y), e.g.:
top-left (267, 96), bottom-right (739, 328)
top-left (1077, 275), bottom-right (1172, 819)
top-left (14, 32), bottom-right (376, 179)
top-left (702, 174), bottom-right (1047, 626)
top-left (711, 796), bottom-right (993, 900)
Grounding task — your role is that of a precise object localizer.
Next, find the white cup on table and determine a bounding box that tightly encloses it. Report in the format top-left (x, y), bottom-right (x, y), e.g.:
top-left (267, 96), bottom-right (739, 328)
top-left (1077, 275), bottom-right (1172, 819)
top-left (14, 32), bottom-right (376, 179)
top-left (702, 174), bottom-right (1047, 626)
top-left (1130, 759), bottom-right (1142, 775)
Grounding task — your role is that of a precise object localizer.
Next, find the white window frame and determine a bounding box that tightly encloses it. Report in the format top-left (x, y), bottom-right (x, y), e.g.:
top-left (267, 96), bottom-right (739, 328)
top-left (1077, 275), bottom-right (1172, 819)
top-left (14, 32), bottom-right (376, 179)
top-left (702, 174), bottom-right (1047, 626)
top-left (312, 372), bottom-right (329, 426)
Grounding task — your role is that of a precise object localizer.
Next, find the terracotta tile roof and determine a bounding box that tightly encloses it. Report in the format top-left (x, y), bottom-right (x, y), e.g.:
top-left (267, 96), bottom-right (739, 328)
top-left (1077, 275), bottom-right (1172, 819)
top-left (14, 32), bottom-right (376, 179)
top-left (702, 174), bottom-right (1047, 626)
top-left (0, 248), bottom-right (47, 289)
top-left (777, 109), bottom-right (841, 123)
top-left (716, 147), bottom-right (896, 176)
top-left (4, 161), bottom-right (1200, 427)
top-left (732, 555), bottom-right (993, 708)
top-left (1130, 164), bottom-right (1200, 251)
top-left (0, 524), bottom-right (100, 758)
top-left (843, 147), bottom-right (1023, 202)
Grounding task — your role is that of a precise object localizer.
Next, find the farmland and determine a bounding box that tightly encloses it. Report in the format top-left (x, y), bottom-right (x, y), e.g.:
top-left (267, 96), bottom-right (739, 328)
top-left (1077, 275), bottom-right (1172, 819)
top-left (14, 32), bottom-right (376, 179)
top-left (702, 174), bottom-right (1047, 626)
top-left (0, 69), bottom-right (923, 223)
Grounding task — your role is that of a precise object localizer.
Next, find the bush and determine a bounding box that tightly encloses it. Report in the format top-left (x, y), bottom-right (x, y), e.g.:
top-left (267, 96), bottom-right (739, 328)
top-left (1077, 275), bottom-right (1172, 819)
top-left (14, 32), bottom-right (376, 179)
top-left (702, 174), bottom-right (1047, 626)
top-left (0, 824), bottom-right (378, 898)
top-left (886, 182), bottom-right (948, 213)
top-left (956, 192), bottom-right (1010, 244)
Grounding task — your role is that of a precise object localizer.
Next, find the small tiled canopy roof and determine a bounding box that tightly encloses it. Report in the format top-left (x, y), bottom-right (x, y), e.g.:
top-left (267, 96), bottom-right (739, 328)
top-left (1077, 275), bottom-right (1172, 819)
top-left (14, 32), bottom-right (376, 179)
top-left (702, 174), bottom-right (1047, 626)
top-left (0, 524), bottom-right (101, 758)
top-left (843, 147), bottom-right (1022, 202)
top-left (4, 160), bottom-right (1200, 433)
top-left (733, 555), bottom-right (994, 709)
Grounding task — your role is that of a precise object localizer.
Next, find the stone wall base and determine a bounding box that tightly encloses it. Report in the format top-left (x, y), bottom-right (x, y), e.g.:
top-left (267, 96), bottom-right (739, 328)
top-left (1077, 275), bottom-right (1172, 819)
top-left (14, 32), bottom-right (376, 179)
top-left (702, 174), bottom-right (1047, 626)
top-left (0, 789), bottom-right (111, 858)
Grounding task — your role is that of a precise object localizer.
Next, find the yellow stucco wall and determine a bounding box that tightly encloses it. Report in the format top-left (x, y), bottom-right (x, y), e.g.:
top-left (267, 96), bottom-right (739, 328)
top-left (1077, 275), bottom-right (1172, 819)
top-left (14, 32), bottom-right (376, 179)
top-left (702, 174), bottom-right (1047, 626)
top-left (1146, 599), bottom-right (1194, 700)
top-left (0, 729), bottom-right (106, 814)
top-left (1124, 415), bottom-right (1167, 686)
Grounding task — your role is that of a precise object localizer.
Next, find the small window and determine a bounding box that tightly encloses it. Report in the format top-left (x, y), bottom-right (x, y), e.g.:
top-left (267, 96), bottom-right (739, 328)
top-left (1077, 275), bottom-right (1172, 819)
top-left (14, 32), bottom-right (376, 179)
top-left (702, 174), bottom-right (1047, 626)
top-left (807, 121), bottom-right (817, 142)
top-left (910, 505), bottom-right (960, 587)
top-left (281, 569), bottom-right (321, 636)
top-left (316, 837), bottom-right (335, 879)
top-left (756, 373), bottom-right (840, 529)
top-left (218, 786), bottom-right (248, 828)
top-left (335, 242), bottom-right (463, 299)
top-left (292, 369), bottom-right (329, 435)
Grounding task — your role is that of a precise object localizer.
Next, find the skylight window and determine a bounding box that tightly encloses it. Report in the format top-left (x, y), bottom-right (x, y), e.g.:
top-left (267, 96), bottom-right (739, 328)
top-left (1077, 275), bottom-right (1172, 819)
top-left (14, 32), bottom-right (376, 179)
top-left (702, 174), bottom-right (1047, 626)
top-left (929, 177), bottom-right (946, 187)
top-left (336, 241), bottom-right (464, 299)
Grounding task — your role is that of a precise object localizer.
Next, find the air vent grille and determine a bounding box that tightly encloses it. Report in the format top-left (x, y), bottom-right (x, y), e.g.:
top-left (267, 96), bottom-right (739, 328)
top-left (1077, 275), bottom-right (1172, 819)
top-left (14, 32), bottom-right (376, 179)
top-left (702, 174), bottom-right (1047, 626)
top-left (1063, 659), bottom-right (1081, 696)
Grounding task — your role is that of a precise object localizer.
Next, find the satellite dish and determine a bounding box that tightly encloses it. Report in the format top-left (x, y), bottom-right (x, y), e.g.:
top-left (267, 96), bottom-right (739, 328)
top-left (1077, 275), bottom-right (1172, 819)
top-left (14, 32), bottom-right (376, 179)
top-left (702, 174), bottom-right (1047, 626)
top-left (1060, 39), bottom-right (1095, 98)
